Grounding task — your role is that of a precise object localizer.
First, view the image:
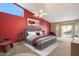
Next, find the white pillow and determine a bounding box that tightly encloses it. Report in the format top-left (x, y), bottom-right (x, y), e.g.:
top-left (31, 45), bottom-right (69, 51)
top-left (27, 31), bottom-right (36, 39)
top-left (40, 31), bottom-right (43, 35)
top-left (27, 31), bottom-right (43, 39)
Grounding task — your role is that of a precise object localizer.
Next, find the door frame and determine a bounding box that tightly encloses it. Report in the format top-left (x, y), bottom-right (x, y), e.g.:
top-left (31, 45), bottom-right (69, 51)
top-left (55, 20), bottom-right (79, 42)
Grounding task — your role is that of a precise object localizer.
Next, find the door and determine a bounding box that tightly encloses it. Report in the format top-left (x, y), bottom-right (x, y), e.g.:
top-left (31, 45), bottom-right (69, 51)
top-left (61, 24), bottom-right (73, 38)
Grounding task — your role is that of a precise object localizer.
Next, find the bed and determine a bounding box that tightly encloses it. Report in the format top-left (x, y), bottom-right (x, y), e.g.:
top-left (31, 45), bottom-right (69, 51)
top-left (23, 28), bottom-right (56, 50)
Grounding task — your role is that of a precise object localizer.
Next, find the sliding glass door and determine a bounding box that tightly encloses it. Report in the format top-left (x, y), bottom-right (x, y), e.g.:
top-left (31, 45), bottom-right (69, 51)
top-left (61, 24), bottom-right (73, 38)
top-left (56, 21), bottom-right (79, 43)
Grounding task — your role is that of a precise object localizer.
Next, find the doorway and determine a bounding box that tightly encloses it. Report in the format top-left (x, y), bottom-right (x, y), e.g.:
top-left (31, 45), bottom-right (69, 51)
top-left (56, 22), bottom-right (79, 43)
top-left (61, 24), bottom-right (73, 38)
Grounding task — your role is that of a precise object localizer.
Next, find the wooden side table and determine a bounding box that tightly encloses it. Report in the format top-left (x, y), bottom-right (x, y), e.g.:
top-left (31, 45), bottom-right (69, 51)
top-left (0, 41), bottom-right (13, 53)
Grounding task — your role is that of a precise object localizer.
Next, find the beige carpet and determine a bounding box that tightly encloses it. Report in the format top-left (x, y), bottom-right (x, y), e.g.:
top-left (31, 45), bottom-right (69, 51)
top-left (0, 37), bottom-right (71, 56)
top-left (24, 41), bottom-right (60, 56)
top-left (14, 53), bottom-right (36, 56)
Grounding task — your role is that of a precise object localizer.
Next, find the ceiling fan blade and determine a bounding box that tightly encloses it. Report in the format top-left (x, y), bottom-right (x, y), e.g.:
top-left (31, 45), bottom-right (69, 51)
top-left (39, 13), bottom-right (48, 17)
top-left (43, 13), bottom-right (48, 15)
top-left (33, 9), bottom-right (48, 17)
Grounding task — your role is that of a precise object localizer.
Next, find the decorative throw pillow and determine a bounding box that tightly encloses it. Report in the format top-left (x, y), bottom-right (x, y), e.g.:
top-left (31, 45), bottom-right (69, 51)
top-left (36, 32), bottom-right (40, 35)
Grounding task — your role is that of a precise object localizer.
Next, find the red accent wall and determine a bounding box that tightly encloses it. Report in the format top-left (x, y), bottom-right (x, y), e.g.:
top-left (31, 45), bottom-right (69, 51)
top-left (24, 10), bottom-right (51, 35)
top-left (0, 12), bottom-right (26, 42)
top-left (0, 6), bottom-right (51, 42)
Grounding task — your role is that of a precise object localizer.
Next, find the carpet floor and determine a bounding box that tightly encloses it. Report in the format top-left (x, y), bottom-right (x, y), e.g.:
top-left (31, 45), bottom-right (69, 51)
top-left (0, 37), bottom-right (71, 56)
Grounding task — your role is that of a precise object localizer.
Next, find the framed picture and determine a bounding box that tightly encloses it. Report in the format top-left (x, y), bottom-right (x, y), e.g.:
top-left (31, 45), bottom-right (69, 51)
top-left (27, 18), bottom-right (39, 26)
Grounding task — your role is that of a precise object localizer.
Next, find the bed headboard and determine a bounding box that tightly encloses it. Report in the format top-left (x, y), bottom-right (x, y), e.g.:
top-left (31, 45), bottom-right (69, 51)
top-left (23, 28), bottom-right (42, 37)
top-left (23, 28), bottom-right (43, 40)
top-left (24, 28), bottom-right (42, 31)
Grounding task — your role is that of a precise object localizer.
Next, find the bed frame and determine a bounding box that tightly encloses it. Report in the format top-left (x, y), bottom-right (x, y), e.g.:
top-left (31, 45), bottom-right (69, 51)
top-left (23, 28), bottom-right (56, 50)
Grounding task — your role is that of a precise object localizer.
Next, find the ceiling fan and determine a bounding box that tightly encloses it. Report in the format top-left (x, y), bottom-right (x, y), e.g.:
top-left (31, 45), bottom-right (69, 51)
top-left (33, 9), bottom-right (48, 17)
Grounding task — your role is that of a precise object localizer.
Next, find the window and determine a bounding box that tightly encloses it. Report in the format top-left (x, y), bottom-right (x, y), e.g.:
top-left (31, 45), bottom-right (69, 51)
top-left (61, 24), bottom-right (73, 37)
top-left (0, 3), bottom-right (24, 16)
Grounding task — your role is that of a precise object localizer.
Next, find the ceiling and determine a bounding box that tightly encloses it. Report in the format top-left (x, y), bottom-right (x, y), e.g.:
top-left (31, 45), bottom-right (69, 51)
top-left (17, 3), bottom-right (79, 23)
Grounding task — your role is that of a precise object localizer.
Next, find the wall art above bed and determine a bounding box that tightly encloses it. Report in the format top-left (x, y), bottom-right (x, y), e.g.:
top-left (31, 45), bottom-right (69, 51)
top-left (27, 18), bottom-right (40, 27)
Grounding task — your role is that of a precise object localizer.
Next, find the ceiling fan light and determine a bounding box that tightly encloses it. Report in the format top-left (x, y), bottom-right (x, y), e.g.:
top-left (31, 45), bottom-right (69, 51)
top-left (39, 9), bottom-right (44, 13)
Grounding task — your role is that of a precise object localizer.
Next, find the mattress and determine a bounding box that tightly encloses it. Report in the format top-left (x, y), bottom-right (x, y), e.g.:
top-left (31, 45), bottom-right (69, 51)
top-left (26, 35), bottom-right (56, 50)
